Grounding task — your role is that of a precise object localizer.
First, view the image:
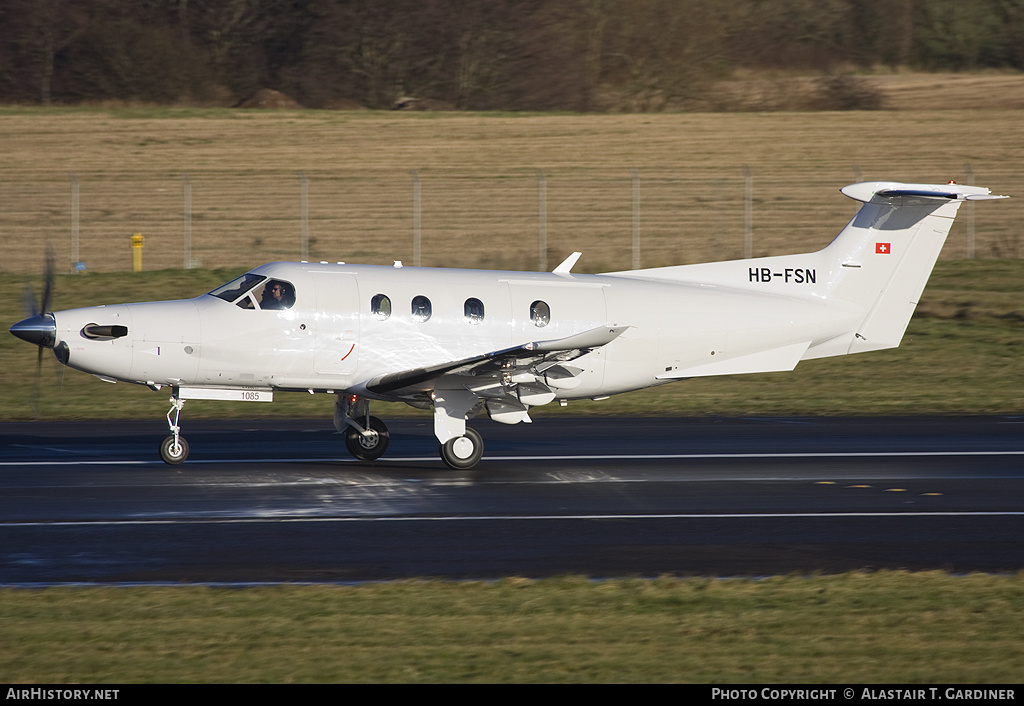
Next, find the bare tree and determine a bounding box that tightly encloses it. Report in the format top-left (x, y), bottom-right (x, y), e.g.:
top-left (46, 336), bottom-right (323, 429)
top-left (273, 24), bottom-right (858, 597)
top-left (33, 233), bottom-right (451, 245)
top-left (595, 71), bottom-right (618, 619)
top-left (604, 0), bottom-right (728, 111)
top-left (0, 0), bottom-right (90, 104)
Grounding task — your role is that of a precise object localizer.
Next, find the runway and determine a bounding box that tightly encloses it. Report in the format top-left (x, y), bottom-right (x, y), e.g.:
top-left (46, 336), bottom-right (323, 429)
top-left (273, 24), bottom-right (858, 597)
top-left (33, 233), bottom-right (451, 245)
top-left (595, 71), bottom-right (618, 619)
top-left (1, 416), bottom-right (1023, 583)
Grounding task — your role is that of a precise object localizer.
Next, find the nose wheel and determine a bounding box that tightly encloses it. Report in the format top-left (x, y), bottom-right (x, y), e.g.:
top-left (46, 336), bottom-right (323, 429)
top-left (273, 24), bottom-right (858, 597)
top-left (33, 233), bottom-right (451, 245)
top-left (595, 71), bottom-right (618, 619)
top-left (439, 427), bottom-right (484, 469)
top-left (160, 434), bottom-right (190, 465)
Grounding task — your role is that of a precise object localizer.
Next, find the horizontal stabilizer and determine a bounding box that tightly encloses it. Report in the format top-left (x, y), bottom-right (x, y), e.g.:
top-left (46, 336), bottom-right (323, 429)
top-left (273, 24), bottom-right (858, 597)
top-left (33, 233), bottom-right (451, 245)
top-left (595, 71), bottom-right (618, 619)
top-left (841, 181), bottom-right (1008, 203)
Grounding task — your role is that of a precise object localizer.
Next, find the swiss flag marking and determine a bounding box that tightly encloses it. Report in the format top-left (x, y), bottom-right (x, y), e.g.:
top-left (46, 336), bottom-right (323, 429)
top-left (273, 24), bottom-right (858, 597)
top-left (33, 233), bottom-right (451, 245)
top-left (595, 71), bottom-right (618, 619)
top-left (876, 242), bottom-right (891, 254)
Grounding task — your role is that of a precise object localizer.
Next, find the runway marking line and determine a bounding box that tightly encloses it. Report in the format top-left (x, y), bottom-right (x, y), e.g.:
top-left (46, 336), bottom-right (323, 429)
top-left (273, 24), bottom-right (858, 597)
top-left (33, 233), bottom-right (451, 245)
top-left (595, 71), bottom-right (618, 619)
top-left (3, 449), bottom-right (1024, 467)
top-left (3, 510), bottom-right (1024, 528)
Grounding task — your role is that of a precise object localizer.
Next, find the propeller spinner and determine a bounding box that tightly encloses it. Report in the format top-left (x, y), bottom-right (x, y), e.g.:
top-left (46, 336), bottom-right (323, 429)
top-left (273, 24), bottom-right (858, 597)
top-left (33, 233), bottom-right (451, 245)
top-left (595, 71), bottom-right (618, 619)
top-left (9, 313), bottom-right (56, 347)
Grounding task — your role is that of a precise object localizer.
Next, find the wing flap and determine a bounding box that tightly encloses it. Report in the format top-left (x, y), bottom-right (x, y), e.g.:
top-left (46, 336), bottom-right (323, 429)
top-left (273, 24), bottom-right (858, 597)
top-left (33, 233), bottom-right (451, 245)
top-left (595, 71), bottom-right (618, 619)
top-left (366, 324), bottom-right (628, 396)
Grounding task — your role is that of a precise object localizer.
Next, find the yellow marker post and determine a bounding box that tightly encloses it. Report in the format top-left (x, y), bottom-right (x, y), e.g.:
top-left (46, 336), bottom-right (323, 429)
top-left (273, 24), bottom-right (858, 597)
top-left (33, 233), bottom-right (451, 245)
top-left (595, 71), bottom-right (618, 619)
top-left (131, 233), bottom-right (144, 272)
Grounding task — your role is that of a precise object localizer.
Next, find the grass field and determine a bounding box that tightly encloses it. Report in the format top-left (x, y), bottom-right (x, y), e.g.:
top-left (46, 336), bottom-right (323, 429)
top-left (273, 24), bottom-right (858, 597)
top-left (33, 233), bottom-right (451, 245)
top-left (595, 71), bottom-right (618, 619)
top-left (1, 105), bottom-right (1022, 278)
top-left (1, 105), bottom-right (1021, 421)
top-left (2, 573), bottom-right (1023, 683)
top-left (2, 95), bottom-right (1018, 411)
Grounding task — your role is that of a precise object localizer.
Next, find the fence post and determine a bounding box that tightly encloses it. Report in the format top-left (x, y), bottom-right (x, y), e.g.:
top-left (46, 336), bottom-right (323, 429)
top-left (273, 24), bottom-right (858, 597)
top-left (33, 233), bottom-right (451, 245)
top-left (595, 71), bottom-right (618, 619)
top-left (537, 169), bottom-right (547, 271)
top-left (69, 172), bottom-right (80, 272)
top-left (182, 172), bottom-right (193, 269)
top-left (964, 162), bottom-right (975, 259)
top-left (631, 168), bottom-right (640, 270)
top-left (743, 166), bottom-right (753, 259)
top-left (410, 170), bottom-right (421, 267)
top-left (298, 171), bottom-right (309, 261)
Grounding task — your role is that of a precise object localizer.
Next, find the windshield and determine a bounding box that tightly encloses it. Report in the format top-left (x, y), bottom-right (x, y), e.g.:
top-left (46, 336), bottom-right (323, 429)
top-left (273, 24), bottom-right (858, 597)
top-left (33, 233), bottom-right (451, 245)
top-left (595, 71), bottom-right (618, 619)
top-left (208, 273), bottom-right (267, 303)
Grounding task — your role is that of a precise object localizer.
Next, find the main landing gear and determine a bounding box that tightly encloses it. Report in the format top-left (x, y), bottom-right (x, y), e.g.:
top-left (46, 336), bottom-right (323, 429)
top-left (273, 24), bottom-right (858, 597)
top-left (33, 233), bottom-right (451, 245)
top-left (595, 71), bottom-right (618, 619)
top-left (338, 393), bottom-right (485, 469)
top-left (336, 394), bottom-right (390, 461)
top-left (439, 427), bottom-right (484, 470)
top-left (344, 415), bottom-right (390, 460)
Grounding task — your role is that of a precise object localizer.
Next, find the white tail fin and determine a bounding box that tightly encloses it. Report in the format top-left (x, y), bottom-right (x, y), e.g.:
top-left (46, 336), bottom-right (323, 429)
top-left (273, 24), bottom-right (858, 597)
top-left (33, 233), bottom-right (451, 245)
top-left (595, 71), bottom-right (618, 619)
top-left (816, 181), bottom-right (1007, 356)
top-left (606, 180), bottom-right (1007, 360)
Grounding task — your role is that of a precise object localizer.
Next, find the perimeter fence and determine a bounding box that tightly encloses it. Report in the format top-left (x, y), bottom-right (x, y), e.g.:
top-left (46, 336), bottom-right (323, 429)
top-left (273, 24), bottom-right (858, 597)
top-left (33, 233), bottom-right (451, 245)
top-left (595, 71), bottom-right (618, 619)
top-left (1, 165), bottom-right (1019, 276)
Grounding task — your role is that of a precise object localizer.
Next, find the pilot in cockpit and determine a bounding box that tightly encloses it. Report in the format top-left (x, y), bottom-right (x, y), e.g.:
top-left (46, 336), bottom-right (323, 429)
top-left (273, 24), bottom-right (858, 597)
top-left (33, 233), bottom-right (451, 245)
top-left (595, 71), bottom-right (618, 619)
top-left (260, 280), bottom-right (294, 310)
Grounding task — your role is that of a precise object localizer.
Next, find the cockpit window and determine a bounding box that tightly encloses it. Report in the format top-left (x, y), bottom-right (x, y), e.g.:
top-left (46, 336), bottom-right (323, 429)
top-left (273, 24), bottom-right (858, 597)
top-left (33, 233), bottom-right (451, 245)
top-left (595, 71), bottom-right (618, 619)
top-left (258, 280), bottom-right (295, 310)
top-left (209, 274), bottom-right (267, 303)
top-left (208, 274), bottom-right (295, 311)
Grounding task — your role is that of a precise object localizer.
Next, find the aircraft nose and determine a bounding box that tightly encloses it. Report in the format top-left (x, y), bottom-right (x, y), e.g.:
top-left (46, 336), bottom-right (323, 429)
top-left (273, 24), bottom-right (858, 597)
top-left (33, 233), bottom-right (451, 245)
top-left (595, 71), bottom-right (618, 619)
top-left (9, 313), bottom-right (56, 348)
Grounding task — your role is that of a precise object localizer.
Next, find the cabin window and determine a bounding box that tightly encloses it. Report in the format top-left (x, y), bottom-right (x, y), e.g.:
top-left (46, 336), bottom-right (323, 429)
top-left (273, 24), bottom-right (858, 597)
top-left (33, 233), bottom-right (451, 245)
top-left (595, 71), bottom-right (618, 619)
top-left (371, 294), bottom-right (392, 320)
top-left (530, 300), bottom-right (550, 327)
top-left (464, 298), bottom-right (484, 324)
top-left (258, 280), bottom-right (295, 310)
top-left (411, 295), bottom-right (432, 322)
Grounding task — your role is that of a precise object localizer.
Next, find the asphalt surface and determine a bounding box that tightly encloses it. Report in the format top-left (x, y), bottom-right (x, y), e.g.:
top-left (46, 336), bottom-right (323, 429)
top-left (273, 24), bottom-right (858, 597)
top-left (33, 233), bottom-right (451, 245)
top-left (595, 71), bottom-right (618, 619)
top-left (1, 416), bottom-right (1022, 583)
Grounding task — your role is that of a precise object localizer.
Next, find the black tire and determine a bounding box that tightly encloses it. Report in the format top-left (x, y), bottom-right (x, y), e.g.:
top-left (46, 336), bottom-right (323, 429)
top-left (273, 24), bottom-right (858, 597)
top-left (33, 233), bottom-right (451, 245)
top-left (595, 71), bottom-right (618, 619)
top-left (345, 416), bottom-right (390, 461)
top-left (160, 435), bottom-right (189, 465)
top-left (439, 427), bottom-right (484, 470)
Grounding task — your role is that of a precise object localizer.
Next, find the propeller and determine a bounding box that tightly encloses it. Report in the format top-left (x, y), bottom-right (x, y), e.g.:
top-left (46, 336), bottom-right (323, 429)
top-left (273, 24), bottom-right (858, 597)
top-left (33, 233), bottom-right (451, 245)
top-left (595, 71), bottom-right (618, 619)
top-left (11, 246), bottom-right (58, 416)
top-left (14, 247), bottom-right (57, 345)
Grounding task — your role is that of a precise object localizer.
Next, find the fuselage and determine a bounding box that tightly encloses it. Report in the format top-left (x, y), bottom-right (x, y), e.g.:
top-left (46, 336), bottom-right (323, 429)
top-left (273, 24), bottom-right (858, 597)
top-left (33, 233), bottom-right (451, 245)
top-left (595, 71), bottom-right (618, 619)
top-left (48, 260), bottom-right (854, 402)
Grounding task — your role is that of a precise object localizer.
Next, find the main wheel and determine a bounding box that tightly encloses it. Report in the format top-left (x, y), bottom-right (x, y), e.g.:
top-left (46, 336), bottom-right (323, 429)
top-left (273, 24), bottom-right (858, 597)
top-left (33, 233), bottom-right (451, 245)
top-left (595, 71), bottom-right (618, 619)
top-left (345, 416), bottom-right (389, 461)
top-left (439, 427), bottom-right (484, 470)
top-left (160, 435), bottom-right (189, 465)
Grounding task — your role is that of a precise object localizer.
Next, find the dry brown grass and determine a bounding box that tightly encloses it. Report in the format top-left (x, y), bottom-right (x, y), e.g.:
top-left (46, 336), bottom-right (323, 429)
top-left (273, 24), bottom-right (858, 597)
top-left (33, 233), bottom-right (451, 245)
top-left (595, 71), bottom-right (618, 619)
top-left (873, 71), bottom-right (1024, 111)
top-left (1, 101), bottom-right (1022, 278)
top-left (709, 71), bottom-right (1024, 112)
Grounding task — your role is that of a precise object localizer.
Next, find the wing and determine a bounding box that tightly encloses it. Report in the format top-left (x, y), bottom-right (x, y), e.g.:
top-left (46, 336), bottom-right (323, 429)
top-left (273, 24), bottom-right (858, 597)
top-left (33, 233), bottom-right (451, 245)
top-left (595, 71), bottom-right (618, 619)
top-left (364, 324), bottom-right (629, 398)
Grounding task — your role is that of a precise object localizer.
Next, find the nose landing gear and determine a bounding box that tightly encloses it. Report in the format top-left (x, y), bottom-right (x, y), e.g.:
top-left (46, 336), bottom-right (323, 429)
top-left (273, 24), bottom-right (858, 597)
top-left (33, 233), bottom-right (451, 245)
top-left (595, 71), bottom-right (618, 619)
top-left (159, 393), bottom-right (189, 465)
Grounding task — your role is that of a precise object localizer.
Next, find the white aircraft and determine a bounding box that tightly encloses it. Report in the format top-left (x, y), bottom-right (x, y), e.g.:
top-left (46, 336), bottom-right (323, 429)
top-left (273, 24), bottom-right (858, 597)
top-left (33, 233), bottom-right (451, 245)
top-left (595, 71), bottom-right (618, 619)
top-left (10, 181), bottom-right (1006, 468)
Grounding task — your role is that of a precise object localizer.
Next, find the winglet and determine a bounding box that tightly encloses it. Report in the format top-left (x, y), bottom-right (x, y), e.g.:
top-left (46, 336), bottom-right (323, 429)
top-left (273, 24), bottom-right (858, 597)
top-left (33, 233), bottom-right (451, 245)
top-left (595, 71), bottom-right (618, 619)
top-left (553, 252), bottom-right (582, 274)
